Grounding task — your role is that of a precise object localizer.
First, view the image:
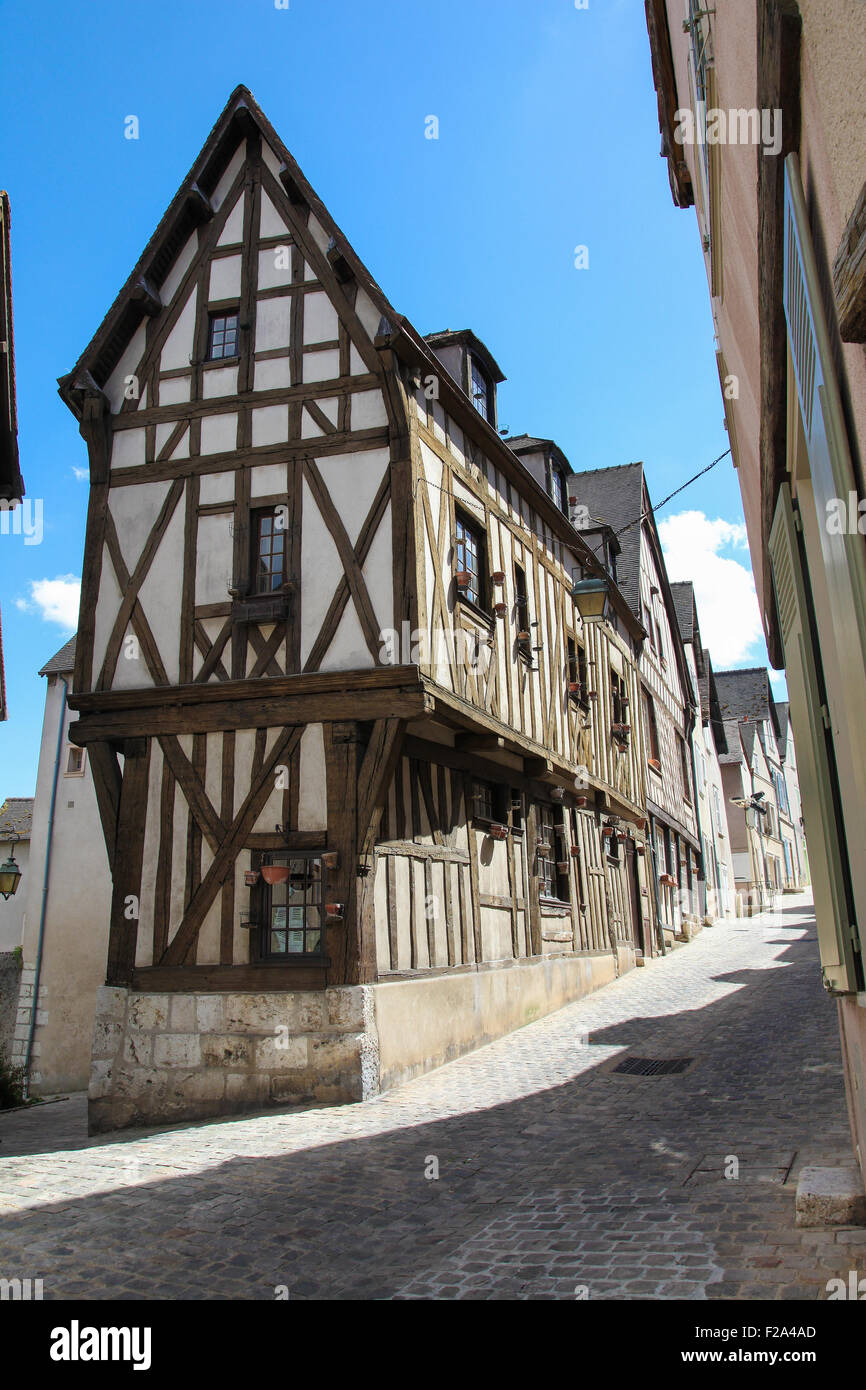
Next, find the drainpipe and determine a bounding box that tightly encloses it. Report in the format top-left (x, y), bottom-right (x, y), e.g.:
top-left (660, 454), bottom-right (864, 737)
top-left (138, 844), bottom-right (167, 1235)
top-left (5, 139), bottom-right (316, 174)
top-left (22, 675), bottom-right (68, 1098)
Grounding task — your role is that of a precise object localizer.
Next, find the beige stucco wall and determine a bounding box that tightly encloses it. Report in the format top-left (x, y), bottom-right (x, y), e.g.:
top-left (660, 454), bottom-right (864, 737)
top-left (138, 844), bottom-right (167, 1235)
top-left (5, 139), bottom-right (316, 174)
top-left (374, 950), bottom-right (622, 1092)
top-left (14, 673), bottom-right (112, 1093)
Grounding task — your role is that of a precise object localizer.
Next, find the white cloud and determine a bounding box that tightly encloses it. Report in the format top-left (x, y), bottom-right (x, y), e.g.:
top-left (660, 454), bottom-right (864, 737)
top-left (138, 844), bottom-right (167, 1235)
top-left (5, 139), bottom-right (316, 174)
top-left (16, 575), bottom-right (81, 630)
top-left (71, 465), bottom-right (89, 482)
top-left (658, 510), bottom-right (764, 666)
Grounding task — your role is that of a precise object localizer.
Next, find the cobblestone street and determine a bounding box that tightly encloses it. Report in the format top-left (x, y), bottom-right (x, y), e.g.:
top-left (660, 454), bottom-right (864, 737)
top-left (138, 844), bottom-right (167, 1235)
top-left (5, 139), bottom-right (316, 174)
top-left (1, 892), bottom-right (864, 1300)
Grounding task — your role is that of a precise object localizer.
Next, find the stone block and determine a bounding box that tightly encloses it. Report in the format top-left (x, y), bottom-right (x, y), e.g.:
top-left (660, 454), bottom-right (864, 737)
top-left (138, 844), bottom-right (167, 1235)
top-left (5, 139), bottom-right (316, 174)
top-left (256, 1034), bottom-right (309, 1070)
top-left (201, 1034), bottom-right (253, 1069)
top-left (169, 995), bottom-right (197, 1031)
top-left (223, 994), bottom-right (291, 1034)
top-left (123, 1032), bottom-right (153, 1066)
top-left (796, 1167), bottom-right (866, 1227)
top-left (95, 986), bottom-right (129, 1023)
top-left (153, 1033), bottom-right (201, 1068)
top-left (196, 995), bottom-right (224, 1032)
top-left (293, 995), bottom-right (325, 1031)
top-left (92, 1018), bottom-right (123, 1060)
top-left (226, 1071), bottom-right (272, 1105)
top-left (129, 994), bottom-right (170, 1031)
top-left (89, 1059), bottom-right (114, 1099)
top-left (326, 986), bottom-right (369, 1032)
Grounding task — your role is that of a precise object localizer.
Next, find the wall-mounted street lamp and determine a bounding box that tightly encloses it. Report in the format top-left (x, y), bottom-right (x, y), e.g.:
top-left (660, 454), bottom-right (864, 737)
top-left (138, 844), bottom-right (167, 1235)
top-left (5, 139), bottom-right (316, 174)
top-left (571, 574), bottom-right (612, 623)
top-left (0, 833), bottom-right (23, 900)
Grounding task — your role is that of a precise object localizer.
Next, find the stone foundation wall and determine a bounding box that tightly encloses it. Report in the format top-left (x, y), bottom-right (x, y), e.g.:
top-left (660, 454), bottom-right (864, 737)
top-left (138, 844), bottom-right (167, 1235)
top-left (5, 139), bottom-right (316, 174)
top-left (0, 951), bottom-right (22, 1065)
top-left (89, 944), bottom-right (635, 1134)
top-left (89, 985), bottom-right (380, 1133)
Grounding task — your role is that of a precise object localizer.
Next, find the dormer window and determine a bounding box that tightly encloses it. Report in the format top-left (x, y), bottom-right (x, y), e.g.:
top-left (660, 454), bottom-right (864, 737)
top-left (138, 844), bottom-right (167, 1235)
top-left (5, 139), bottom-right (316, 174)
top-left (470, 357), bottom-right (491, 421)
top-left (549, 464), bottom-right (566, 515)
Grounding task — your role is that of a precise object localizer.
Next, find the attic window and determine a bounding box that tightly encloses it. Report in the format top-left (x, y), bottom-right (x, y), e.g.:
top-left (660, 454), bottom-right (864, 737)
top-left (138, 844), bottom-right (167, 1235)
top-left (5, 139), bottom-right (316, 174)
top-left (549, 464), bottom-right (567, 515)
top-left (207, 309), bottom-right (239, 361)
top-left (470, 357), bottom-right (491, 421)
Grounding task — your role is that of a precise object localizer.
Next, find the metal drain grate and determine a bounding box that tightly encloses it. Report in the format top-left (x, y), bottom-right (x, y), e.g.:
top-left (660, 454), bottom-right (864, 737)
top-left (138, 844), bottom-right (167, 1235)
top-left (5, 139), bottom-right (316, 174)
top-left (612, 1056), bottom-right (693, 1076)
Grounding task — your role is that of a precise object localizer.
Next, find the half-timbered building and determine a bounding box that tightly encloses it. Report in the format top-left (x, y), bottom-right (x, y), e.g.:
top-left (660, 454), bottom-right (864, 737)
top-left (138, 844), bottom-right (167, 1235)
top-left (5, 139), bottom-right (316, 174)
top-left (572, 463), bottom-right (702, 945)
top-left (62, 88), bottom-right (657, 1132)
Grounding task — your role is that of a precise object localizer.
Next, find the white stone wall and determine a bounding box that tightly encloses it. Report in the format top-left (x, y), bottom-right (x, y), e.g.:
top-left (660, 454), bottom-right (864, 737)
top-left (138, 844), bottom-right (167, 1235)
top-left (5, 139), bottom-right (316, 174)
top-left (89, 985), bottom-right (380, 1132)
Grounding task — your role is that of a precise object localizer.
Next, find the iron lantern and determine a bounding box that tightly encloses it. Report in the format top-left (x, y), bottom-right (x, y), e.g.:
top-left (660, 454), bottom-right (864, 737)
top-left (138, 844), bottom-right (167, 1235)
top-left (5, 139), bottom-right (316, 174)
top-left (0, 833), bottom-right (22, 900)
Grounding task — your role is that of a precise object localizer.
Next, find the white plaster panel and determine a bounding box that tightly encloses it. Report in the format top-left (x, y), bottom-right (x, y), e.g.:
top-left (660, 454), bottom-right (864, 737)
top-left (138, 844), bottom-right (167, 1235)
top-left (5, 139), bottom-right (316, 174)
top-left (170, 427), bottom-right (190, 460)
top-left (299, 476), bottom-right (342, 665)
top-left (259, 190), bottom-right (288, 238)
top-left (135, 744), bottom-right (165, 966)
top-left (200, 413), bottom-right (238, 455)
top-left (195, 514), bottom-right (234, 605)
top-left (211, 145), bottom-right (245, 212)
top-left (354, 288), bottom-right (380, 339)
top-left (159, 375), bottom-right (190, 407)
top-left (203, 365), bottom-right (238, 399)
top-left (349, 344), bottom-right (367, 376)
top-left (137, 503), bottom-right (185, 683)
top-left (303, 291), bottom-right (338, 344)
top-left (155, 421), bottom-right (176, 457)
top-left (109, 480), bottom-right (170, 577)
top-left (362, 501), bottom-right (392, 634)
top-left (160, 233), bottom-right (198, 303)
top-left (303, 348), bottom-right (340, 384)
top-left (319, 598), bottom-right (370, 671)
top-left (250, 463), bottom-right (287, 498)
top-left (168, 783), bottom-right (189, 948)
top-left (209, 254), bottom-right (242, 302)
top-left (304, 259), bottom-right (317, 283)
top-left (255, 296), bottom-right (291, 351)
top-left (298, 724), bottom-right (327, 830)
top-left (258, 246), bottom-right (293, 291)
top-left (301, 411), bottom-right (324, 439)
top-left (92, 550), bottom-right (124, 686)
top-left (307, 214), bottom-right (330, 255)
top-left (104, 322), bottom-right (148, 414)
top-left (217, 196), bottom-right (245, 247)
top-left (261, 141), bottom-right (283, 180)
top-left (351, 390), bottom-right (387, 430)
top-left (111, 428), bottom-right (146, 470)
top-left (314, 448), bottom-right (389, 545)
top-left (161, 290), bottom-right (197, 371)
top-left (199, 470), bottom-right (235, 505)
top-left (252, 405), bottom-right (289, 447)
top-left (254, 356), bottom-right (291, 392)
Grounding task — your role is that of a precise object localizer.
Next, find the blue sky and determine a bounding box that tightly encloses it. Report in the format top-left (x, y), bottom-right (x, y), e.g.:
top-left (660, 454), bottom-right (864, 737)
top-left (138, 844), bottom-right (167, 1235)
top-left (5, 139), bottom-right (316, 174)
top-left (0, 0), bottom-right (779, 795)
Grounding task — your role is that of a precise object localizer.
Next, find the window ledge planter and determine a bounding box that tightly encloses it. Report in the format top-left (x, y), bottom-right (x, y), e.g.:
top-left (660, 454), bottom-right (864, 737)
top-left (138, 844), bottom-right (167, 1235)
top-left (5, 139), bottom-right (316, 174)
top-left (488, 823), bottom-right (509, 841)
top-left (232, 593), bottom-right (290, 624)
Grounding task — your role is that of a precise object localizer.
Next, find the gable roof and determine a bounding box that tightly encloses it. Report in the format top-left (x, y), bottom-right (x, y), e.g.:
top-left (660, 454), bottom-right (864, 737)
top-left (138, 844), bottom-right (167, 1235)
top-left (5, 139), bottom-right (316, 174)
top-left (719, 718), bottom-right (745, 765)
top-left (0, 796), bottom-right (33, 840)
top-left (569, 462), bottom-right (644, 618)
top-left (39, 634), bottom-right (77, 677)
top-left (58, 85), bottom-right (400, 416)
top-left (714, 667), bottom-right (771, 724)
top-left (669, 580), bottom-right (695, 643)
top-left (775, 699), bottom-right (790, 759)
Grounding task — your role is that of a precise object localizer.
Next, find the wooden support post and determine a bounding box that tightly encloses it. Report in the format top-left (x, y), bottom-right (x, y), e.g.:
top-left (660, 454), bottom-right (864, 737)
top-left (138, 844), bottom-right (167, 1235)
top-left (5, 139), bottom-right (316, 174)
top-left (106, 738), bottom-right (151, 986)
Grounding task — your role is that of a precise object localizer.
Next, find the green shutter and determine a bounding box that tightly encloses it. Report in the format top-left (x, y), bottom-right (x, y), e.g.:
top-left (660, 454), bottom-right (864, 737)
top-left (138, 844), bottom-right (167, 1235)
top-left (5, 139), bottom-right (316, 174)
top-left (769, 483), bottom-right (860, 993)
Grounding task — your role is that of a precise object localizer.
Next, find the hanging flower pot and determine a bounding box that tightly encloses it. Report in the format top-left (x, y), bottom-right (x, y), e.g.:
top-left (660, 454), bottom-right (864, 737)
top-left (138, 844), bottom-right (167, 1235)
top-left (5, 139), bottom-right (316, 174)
top-left (556, 860), bottom-right (570, 875)
top-left (321, 851), bottom-right (339, 871)
top-left (491, 570), bottom-right (506, 585)
top-left (586, 690), bottom-right (598, 701)
top-left (568, 681), bottom-right (581, 695)
top-left (261, 864), bottom-right (290, 885)
top-left (637, 845), bottom-right (646, 857)
top-left (574, 796), bottom-right (588, 808)
top-left (244, 869), bottom-right (260, 887)
top-left (517, 630), bottom-right (532, 643)
top-left (455, 570), bottom-right (472, 587)
top-left (488, 823), bottom-right (509, 841)
top-left (324, 902), bottom-right (344, 921)
top-left (535, 837), bottom-right (551, 854)
top-left (602, 826), bottom-right (614, 838)
top-left (494, 602), bottom-right (508, 618)
top-left (570, 845), bottom-right (581, 858)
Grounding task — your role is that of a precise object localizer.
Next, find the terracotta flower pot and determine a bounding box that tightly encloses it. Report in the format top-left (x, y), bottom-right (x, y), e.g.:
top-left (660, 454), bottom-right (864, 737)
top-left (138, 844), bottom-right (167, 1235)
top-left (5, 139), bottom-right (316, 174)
top-left (494, 602), bottom-right (508, 618)
top-left (488, 824), bottom-right (509, 840)
top-left (491, 571), bottom-right (506, 585)
top-left (455, 570), bottom-right (472, 587)
top-left (261, 864), bottom-right (290, 885)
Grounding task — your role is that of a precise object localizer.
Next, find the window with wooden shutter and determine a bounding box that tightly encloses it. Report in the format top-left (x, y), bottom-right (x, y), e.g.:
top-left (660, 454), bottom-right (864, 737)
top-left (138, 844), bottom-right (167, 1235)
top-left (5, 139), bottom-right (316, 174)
top-left (781, 151), bottom-right (866, 975)
top-left (769, 482), bottom-right (861, 993)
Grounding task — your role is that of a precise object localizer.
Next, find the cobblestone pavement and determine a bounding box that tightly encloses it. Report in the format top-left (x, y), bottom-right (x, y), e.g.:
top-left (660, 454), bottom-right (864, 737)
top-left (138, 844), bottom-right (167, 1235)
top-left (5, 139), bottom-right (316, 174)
top-left (1, 892), bottom-right (864, 1300)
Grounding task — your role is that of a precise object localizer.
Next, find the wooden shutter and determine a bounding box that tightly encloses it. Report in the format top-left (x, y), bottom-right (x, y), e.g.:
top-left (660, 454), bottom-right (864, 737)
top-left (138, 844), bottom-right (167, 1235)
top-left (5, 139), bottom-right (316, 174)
top-left (782, 151), bottom-right (866, 972)
top-left (769, 483), bottom-right (860, 993)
